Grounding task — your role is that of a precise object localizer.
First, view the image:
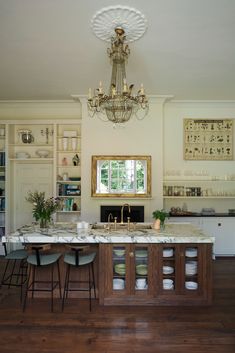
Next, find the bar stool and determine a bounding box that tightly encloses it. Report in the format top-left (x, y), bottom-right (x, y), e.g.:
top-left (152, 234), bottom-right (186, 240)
top-left (62, 245), bottom-right (96, 311)
top-left (1, 243), bottom-right (28, 301)
top-left (23, 244), bottom-right (62, 312)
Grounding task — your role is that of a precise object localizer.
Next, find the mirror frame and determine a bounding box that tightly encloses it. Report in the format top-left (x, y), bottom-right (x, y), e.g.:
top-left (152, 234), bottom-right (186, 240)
top-left (91, 155), bottom-right (151, 198)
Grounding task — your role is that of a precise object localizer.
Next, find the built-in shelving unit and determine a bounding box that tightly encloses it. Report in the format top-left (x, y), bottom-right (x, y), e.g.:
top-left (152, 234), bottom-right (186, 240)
top-left (55, 124), bottom-right (81, 220)
top-left (0, 125), bottom-right (6, 254)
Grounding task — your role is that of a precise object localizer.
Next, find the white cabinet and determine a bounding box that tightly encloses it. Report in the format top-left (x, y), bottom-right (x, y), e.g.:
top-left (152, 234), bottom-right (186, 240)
top-left (201, 218), bottom-right (235, 256)
top-left (169, 216), bottom-right (235, 256)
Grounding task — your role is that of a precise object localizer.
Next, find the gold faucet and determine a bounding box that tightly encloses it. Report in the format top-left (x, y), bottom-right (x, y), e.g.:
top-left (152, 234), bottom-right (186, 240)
top-left (107, 213), bottom-right (113, 230)
top-left (120, 203), bottom-right (131, 224)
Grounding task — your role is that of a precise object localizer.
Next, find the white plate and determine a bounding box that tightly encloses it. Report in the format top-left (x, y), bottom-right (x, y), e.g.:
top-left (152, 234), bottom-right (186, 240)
top-left (185, 281), bottom-right (198, 290)
top-left (163, 248), bottom-right (174, 257)
top-left (163, 266), bottom-right (174, 274)
top-left (185, 248), bottom-right (198, 257)
top-left (135, 250), bottom-right (148, 258)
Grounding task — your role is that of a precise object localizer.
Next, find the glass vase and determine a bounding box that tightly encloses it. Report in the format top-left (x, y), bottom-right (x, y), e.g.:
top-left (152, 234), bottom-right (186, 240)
top-left (39, 218), bottom-right (49, 229)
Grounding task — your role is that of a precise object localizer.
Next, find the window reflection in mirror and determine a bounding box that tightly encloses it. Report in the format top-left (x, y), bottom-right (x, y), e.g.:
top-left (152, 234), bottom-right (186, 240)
top-left (91, 155), bottom-right (151, 198)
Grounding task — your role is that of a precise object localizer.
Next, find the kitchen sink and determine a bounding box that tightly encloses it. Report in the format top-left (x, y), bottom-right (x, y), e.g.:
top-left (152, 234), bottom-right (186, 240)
top-left (91, 222), bottom-right (153, 231)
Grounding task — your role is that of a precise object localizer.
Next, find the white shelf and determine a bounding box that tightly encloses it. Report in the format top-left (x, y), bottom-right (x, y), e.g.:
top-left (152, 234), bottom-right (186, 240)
top-left (57, 195), bottom-right (81, 198)
top-left (9, 143), bottom-right (53, 147)
top-left (57, 165), bottom-right (80, 168)
top-left (56, 180), bottom-right (81, 184)
top-left (56, 150), bottom-right (81, 153)
top-left (164, 196), bottom-right (235, 199)
top-left (57, 211), bottom-right (81, 213)
top-left (57, 135), bottom-right (81, 139)
top-left (9, 158), bottom-right (54, 161)
top-left (163, 179), bottom-right (235, 182)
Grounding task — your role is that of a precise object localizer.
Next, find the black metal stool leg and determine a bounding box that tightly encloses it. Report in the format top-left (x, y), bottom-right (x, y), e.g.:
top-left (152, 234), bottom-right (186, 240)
top-left (91, 262), bottom-right (96, 299)
top-left (62, 264), bottom-right (70, 311)
top-left (23, 265), bottom-right (31, 312)
top-left (57, 260), bottom-right (62, 298)
top-left (32, 265), bottom-right (36, 298)
top-left (8, 260), bottom-right (16, 288)
top-left (51, 264), bottom-right (54, 312)
top-left (1, 259), bottom-right (10, 285)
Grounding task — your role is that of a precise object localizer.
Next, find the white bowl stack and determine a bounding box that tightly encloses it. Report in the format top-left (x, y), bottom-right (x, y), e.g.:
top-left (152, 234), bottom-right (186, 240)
top-left (163, 265), bottom-right (174, 275)
top-left (163, 248), bottom-right (174, 257)
top-left (185, 281), bottom-right (198, 290)
top-left (163, 278), bottom-right (174, 290)
top-left (113, 278), bottom-right (125, 290)
top-left (185, 248), bottom-right (198, 257)
top-left (185, 260), bottom-right (198, 275)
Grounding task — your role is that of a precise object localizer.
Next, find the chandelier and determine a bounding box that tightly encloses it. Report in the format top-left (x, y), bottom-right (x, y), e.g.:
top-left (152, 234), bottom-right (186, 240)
top-left (87, 26), bottom-right (148, 125)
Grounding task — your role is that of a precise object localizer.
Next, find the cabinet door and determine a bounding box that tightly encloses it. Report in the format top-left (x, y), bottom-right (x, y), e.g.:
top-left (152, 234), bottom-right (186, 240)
top-left (202, 218), bottom-right (235, 256)
top-left (158, 244), bottom-right (178, 294)
top-left (99, 244), bottom-right (153, 305)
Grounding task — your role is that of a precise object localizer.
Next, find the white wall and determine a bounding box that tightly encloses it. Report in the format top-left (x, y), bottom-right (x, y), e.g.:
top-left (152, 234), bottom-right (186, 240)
top-left (80, 96), bottom-right (168, 223)
top-left (163, 101), bottom-right (235, 212)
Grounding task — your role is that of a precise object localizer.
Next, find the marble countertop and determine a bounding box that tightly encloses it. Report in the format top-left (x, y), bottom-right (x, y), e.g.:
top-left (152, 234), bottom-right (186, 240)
top-left (3, 222), bottom-right (214, 244)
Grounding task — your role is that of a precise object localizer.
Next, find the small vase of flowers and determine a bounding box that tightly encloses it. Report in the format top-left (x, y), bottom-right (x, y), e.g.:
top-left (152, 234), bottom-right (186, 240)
top-left (152, 209), bottom-right (168, 230)
top-left (26, 191), bottom-right (62, 228)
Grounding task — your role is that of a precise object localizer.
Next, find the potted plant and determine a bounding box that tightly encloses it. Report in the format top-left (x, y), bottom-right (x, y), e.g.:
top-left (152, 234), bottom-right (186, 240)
top-left (152, 209), bottom-right (168, 230)
top-left (26, 191), bottom-right (62, 228)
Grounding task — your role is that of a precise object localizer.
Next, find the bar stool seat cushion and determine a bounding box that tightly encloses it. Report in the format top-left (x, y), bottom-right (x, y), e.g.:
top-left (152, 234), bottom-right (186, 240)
top-left (27, 253), bottom-right (61, 266)
top-left (64, 252), bottom-right (96, 266)
top-left (5, 249), bottom-right (28, 260)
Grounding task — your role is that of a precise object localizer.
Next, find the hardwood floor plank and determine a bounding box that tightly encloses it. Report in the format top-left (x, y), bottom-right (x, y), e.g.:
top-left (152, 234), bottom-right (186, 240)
top-left (0, 258), bottom-right (235, 353)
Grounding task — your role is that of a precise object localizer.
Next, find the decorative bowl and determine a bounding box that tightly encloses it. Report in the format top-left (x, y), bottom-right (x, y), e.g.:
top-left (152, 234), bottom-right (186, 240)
top-left (36, 150), bottom-right (50, 158)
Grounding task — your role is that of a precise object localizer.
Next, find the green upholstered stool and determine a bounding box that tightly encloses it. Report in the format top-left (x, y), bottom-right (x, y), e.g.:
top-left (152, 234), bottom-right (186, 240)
top-left (62, 245), bottom-right (96, 311)
top-left (23, 244), bottom-right (62, 312)
top-left (1, 244), bottom-right (28, 301)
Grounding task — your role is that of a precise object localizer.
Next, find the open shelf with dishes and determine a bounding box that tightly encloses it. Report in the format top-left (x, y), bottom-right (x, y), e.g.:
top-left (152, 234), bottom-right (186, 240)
top-left (55, 123), bottom-right (82, 221)
top-left (8, 124), bottom-right (54, 161)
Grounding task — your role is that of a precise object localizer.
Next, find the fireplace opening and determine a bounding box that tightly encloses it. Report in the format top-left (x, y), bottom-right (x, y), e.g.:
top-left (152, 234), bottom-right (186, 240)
top-left (100, 205), bottom-right (144, 223)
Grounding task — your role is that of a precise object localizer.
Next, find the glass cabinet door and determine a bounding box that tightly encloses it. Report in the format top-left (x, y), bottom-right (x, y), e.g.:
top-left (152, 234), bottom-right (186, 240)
top-left (112, 246), bottom-right (126, 291)
top-left (161, 246), bottom-right (175, 291)
top-left (134, 246), bottom-right (148, 291)
top-left (184, 246), bottom-right (199, 292)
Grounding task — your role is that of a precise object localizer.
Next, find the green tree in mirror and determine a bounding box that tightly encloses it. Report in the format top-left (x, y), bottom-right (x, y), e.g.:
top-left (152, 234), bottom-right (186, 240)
top-left (26, 191), bottom-right (62, 228)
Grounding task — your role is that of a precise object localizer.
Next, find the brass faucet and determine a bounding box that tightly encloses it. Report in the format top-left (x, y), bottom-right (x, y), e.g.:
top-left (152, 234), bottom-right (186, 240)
top-left (120, 203), bottom-right (131, 224)
top-left (107, 213), bottom-right (113, 230)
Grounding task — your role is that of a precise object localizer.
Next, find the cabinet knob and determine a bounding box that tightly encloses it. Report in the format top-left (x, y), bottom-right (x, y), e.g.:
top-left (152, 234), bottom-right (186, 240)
top-left (218, 223), bottom-right (221, 227)
top-left (129, 252), bottom-right (134, 257)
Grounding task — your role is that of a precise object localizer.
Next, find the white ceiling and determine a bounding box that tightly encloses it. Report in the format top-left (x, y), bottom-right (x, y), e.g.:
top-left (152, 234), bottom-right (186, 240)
top-left (1, 0), bottom-right (235, 101)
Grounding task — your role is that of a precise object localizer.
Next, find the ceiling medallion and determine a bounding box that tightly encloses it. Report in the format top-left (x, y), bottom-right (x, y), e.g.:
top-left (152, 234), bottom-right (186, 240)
top-left (91, 5), bottom-right (148, 43)
top-left (88, 6), bottom-right (149, 126)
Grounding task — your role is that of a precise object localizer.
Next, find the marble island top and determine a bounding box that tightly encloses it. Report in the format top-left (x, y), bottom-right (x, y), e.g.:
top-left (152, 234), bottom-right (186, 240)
top-left (3, 222), bottom-right (214, 244)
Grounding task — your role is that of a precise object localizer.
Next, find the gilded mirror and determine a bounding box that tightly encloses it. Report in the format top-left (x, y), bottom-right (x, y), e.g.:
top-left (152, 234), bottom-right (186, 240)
top-left (91, 155), bottom-right (151, 198)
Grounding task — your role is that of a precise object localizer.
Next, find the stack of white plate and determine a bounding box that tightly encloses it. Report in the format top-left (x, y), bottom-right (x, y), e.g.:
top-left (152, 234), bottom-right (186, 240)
top-left (185, 261), bottom-right (198, 275)
top-left (163, 265), bottom-right (174, 275)
top-left (113, 278), bottom-right (125, 290)
top-left (163, 248), bottom-right (174, 257)
top-left (185, 281), bottom-right (198, 290)
top-left (163, 278), bottom-right (174, 290)
top-left (185, 248), bottom-right (198, 257)
top-left (15, 151), bottom-right (30, 159)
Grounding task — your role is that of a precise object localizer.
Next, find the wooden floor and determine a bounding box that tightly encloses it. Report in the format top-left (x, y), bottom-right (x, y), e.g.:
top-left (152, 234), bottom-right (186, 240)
top-left (0, 258), bottom-right (235, 353)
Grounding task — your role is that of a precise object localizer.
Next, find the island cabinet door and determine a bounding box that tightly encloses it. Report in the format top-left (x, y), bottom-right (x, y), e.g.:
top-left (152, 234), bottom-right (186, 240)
top-left (157, 243), bottom-right (213, 305)
top-left (99, 244), bottom-right (155, 305)
top-left (179, 243), bottom-right (213, 304)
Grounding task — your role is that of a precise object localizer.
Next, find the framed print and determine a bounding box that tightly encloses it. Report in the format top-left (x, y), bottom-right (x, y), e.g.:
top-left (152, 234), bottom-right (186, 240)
top-left (184, 119), bottom-right (233, 160)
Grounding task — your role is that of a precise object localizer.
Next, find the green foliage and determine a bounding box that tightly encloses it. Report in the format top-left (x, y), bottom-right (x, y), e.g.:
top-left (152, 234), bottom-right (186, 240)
top-left (26, 191), bottom-right (61, 223)
top-left (152, 209), bottom-right (168, 223)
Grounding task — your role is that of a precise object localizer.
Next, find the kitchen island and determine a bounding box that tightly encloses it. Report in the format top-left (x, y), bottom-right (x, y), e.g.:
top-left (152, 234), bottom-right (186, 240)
top-left (3, 222), bottom-right (214, 306)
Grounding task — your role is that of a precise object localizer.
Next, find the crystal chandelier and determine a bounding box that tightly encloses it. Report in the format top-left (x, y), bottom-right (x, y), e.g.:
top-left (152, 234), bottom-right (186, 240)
top-left (87, 27), bottom-right (148, 125)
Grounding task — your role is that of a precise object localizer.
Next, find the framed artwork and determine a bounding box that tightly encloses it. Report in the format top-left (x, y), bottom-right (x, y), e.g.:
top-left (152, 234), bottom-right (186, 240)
top-left (184, 119), bottom-right (233, 160)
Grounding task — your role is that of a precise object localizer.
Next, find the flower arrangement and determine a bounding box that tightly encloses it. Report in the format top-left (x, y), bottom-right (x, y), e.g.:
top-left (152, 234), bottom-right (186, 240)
top-left (152, 209), bottom-right (168, 225)
top-left (26, 191), bottom-right (61, 228)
